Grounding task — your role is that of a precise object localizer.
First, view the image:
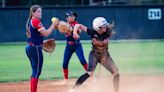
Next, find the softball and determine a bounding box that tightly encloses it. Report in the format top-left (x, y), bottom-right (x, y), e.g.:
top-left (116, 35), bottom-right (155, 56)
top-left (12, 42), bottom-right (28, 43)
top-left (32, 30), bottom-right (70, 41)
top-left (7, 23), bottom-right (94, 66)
top-left (51, 17), bottom-right (58, 23)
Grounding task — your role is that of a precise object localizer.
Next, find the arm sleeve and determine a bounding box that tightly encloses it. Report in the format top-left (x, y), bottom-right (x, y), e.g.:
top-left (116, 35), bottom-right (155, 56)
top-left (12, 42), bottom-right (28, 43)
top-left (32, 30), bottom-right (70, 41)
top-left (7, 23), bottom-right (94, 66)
top-left (32, 19), bottom-right (44, 31)
top-left (87, 28), bottom-right (95, 36)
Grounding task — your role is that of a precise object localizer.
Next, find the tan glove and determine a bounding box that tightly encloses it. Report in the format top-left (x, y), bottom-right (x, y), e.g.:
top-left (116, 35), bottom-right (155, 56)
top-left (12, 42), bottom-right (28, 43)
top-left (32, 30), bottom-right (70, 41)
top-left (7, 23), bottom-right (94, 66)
top-left (42, 39), bottom-right (55, 53)
top-left (58, 21), bottom-right (73, 34)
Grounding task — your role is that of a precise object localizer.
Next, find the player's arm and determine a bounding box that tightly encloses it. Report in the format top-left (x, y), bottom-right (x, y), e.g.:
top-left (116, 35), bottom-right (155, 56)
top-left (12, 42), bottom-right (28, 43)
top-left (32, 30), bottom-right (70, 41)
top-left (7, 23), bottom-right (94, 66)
top-left (73, 24), bottom-right (87, 39)
top-left (32, 18), bottom-right (58, 37)
top-left (39, 21), bottom-right (58, 37)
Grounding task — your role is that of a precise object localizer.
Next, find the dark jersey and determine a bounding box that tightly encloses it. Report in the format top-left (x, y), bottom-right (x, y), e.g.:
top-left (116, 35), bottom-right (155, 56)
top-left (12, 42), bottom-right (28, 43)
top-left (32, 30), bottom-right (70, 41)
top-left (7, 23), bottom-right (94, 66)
top-left (87, 27), bottom-right (112, 41)
top-left (87, 27), bottom-right (112, 50)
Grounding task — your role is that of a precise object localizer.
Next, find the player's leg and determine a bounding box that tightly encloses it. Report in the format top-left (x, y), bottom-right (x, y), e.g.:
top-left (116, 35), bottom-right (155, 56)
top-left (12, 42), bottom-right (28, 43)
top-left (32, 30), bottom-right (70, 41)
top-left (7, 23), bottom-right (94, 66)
top-left (26, 46), bottom-right (43, 92)
top-left (26, 46), bottom-right (36, 92)
top-left (62, 46), bottom-right (74, 80)
top-left (31, 47), bottom-right (43, 92)
top-left (73, 51), bottom-right (98, 88)
top-left (75, 44), bottom-right (88, 71)
top-left (100, 52), bottom-right (119, 92)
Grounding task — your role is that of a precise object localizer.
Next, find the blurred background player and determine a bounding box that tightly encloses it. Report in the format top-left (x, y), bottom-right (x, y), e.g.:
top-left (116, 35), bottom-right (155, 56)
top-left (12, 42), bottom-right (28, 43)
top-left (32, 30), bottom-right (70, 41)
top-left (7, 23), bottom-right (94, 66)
top-left (25, 5), bottom-right (57, 92)
top-left (71, 17), bottom-right (119, 92)
top-left (61, 11), bottom-right (88, 83)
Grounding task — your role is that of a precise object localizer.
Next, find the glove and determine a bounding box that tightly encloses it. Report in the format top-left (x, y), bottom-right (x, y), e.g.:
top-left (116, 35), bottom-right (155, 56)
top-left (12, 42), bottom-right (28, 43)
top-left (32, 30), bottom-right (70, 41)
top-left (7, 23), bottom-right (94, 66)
top-left (42, 39), bottom-right (55, 53)
top-left (51, 17), bottom-right (60, 29)
top-left (58, 21), bottom-right (73, 34)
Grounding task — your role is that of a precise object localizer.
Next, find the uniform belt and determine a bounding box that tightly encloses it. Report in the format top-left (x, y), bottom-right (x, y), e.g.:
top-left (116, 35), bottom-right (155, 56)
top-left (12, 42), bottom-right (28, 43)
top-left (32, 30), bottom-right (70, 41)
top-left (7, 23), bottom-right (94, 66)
top-left (28, 42), bottom-right (42, 47)
top-left (67, 41), bottom-right (75, 45)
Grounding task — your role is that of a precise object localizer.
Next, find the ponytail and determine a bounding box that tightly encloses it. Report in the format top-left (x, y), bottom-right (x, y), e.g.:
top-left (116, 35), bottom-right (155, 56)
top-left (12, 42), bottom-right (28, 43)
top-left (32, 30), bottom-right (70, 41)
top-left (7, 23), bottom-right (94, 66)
top-left (26, 5), bottom-right (41, 37)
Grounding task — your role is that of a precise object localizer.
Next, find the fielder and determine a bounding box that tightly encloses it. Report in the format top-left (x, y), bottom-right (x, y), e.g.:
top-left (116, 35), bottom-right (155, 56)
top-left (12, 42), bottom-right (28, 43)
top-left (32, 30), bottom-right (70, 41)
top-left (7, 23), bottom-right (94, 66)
top-left (71, 17), bottom-right (120, 92)
top-left (58, 11), bottom-right (88, 83)
top-left (25, 5), bottom-right (57, 92)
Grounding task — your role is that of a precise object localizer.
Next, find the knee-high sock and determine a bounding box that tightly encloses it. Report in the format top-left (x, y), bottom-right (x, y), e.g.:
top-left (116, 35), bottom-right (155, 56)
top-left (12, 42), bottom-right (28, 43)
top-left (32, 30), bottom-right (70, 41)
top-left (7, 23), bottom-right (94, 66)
top-left (113, 74), bottom-right (119, 92)
top-left (31, 77), bottom-right (38, 92)
top-left (73, 73), bottom-right (90, 88)
top-left (83, 64), bottom-right (88, 71)
top-left (63, 68), bottom-right (68, 79)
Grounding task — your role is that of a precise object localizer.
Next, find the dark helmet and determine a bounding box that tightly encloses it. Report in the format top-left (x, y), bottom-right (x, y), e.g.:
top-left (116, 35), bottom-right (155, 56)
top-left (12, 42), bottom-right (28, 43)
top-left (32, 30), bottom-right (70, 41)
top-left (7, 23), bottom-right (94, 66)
top-left (65, 11), bottom-right (77, 18)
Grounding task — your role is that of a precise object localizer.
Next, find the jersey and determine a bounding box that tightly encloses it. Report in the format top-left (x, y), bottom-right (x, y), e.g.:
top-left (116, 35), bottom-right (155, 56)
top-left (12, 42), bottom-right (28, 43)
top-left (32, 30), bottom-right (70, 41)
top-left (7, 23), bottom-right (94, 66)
top-left (27, 18), bottom-right (44, 46)
top-left (87, 27), bottom-right (112, 50)
top-left (65, 21), bottom-right (80, 44)
top-left (87, 27), bottom-right (112, 41)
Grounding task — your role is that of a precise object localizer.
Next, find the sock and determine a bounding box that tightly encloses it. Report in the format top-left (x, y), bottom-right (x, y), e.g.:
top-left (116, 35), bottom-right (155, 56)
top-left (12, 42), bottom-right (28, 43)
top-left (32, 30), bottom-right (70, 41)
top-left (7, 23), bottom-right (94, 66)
top-left (63, 68), bottom-right (68, 80)
top-left (30, 77), bottom-right (38, 92)
top-left (113, 74), bottom-right (119, 92)
top-left (83, 64), bottom-right (88, 71)
top-left (73, 73), bottom-right (90, 88)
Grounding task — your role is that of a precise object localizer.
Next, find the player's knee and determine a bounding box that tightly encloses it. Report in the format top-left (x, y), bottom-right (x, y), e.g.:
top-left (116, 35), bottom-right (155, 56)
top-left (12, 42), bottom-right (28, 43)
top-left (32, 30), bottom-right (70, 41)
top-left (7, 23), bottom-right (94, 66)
top-left (80, 59), bottom-right (87, 64)
top-left (114, 74), bottom-right (119, 80)
top-left (113, 71), bottom-right (119, 78)
top-left (32, 69), bottom-right (42, 78)
top-left (37, 70), bottom-right (42, 77)
top-left (63, 64), bottom-right (68, 69)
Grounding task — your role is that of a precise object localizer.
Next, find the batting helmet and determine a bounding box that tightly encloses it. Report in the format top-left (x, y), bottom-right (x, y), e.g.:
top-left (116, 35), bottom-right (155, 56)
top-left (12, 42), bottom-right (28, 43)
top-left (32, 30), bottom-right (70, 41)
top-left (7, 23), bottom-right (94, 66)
top-left (92, 17), bottom-right (109, 31)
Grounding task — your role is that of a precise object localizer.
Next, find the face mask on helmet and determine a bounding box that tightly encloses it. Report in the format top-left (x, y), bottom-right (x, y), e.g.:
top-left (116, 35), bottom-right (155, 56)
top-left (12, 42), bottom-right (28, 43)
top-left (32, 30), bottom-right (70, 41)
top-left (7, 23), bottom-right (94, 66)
top-left (92, 17), bottom-right (109, 31)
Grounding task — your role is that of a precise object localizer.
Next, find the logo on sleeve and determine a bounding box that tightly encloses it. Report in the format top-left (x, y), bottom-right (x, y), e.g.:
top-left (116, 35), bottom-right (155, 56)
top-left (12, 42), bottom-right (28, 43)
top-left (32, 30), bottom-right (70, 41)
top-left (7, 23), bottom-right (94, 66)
top-left (38, 23), bottom-right (43, 28)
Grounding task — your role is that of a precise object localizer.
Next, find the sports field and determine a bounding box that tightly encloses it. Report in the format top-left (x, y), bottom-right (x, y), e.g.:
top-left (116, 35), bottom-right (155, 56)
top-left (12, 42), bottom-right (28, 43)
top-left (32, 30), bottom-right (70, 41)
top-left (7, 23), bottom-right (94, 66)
top-left (0, 40), bottom-right (164, 92)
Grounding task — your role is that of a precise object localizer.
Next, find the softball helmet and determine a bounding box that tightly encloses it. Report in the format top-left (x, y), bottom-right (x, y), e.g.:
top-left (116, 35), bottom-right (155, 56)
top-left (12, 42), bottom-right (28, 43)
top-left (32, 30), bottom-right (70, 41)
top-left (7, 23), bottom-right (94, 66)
top-left (92, 17), bottom-right (109, 31)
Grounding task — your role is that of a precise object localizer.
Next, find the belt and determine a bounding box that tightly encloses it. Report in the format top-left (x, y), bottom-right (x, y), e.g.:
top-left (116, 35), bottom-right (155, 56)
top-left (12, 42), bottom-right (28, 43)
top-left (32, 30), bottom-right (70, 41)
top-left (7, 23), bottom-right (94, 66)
top-left (67, 41), bottom-right (75, 45)
top-left (28, 42), bottom-right (42, 47)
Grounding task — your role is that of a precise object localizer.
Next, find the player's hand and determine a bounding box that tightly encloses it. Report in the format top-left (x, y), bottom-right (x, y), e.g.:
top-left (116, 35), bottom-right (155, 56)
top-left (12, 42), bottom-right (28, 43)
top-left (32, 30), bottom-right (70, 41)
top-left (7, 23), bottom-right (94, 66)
top-left (51, 17), bottom-right (60, 29)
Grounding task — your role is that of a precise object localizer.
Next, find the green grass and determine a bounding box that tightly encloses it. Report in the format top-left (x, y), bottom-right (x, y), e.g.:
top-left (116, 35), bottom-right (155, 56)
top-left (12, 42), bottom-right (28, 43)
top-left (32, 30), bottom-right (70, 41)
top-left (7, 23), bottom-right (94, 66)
top-left (110, 41), bottom-right (164, 75)
top-left (0, 40), bottom-right (164, 82)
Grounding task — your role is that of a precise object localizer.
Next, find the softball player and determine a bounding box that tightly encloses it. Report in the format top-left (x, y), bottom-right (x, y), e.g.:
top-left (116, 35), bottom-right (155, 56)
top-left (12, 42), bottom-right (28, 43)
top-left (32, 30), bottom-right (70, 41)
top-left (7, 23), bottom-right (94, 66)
top-left (62, 11), bottom-right (88, 82)
top-left (72, 17), bottom-right (119, 92)
top-left (25, 5), bottom-right (57, 92)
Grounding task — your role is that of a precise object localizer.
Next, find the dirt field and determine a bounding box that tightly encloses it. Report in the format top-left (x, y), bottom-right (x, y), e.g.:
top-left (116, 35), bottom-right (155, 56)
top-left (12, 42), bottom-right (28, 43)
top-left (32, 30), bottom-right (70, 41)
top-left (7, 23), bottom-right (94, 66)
top-left (0, 75), bottom-right (164, 92)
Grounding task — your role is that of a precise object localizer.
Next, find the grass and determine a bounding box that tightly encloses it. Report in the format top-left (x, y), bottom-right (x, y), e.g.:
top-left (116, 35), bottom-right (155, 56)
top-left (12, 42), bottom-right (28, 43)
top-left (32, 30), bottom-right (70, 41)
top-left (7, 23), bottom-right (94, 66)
top-left (0, 40), bottom-right (164, 82)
